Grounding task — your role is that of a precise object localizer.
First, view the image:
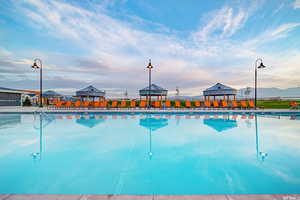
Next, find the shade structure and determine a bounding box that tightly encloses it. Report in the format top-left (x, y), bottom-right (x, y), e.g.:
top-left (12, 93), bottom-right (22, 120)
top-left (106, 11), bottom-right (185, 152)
top-left (42, 90), bottom-right (61, 98)
top-left (76, 116), bottom-right (105, 128)
top-left (139, 117), bottom-right (168, 131)
top-left (76, 85), bottom-right (105, 101)
top-left (139, 84), bottom-right (167, 101)
top-left (203, 83), bottom-right (237, 101)
top-left (204, 118), bottom-right (237, 132)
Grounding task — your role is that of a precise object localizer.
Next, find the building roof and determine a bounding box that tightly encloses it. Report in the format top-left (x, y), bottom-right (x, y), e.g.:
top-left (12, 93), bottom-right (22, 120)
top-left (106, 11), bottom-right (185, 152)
top-left (42, 90), bottom-right (62, 97)
top-left (76, 85), bottom-right (105, 97)
top-left (139, 84), bottom-right (168, 96)
top-left (0, 87), bottom-right (26, 94)
top-left (203, 83), bottom-right (237, 96)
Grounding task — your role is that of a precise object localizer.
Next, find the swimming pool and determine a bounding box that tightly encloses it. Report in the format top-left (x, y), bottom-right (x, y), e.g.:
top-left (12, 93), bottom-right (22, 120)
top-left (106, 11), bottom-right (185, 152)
top-left (0, 113), bottom-right (299, 195)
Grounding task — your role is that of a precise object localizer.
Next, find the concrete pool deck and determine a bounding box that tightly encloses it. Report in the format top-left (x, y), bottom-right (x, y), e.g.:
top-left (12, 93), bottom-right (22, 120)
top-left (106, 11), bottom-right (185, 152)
top-left (0, 106), bottom-right (299, 114)
top-left (1, 194), bottom-right (300, 200)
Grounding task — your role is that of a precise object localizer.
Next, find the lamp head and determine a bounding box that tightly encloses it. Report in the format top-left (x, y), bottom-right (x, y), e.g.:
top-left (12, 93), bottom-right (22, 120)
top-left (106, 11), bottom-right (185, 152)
top-left (31, 62), bottom-right (39, 69)
top-left (258, 62), bottom-right (266, 69)
top-left (147, 59), bottom-right (153, 69)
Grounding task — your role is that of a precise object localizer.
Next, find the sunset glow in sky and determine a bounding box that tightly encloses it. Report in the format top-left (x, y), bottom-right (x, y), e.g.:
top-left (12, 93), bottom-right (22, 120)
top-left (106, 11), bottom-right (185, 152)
top-left (0, 0), bottom-right (300, 97)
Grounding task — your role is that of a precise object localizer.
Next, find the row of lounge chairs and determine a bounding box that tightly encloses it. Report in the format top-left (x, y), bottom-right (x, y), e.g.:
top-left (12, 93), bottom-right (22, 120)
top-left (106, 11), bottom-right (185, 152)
top-left (51, 100), bottom-right (257, 109)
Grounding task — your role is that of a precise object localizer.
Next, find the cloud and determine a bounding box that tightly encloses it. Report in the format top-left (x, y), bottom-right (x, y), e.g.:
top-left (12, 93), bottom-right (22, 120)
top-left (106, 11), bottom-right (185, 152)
top-left (294, 0), bottom-right (300, 9)
top-left (2, 0), bottom-right (300, 97)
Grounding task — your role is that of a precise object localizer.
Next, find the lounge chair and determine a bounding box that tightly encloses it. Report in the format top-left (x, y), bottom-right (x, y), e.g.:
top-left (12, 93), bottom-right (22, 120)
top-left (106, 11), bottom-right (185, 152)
top-left (240, 101), bottom-right (248, 109)
top-left (130, 100), bottom-right (136, 109)
top-left (65, 101), bottom-right (72, 109)
top-left (194, 100), bottom-right (201, 109)
top-left (154, 101), bottom-right (161, 109)
top-left (213, 100), bottom-right (219, 109)
top-left (248, 100), bottom-right (255, 109)
top-left (111, 101), bottom-right (118, 109)
top-left (185, 100), bottom-right (191, 109)
top-left (232, 100), bottom-right (238, 109)
top-left (175, 101), bottom-right (181, 108)
top-left (165, 100), bottom-right (171, 109)
top-left (290, 101), bottom-right (300, 109)
top-left (100, 101), bottom-right (107, 109)
top-left (82, 101), bottom-right (90, 109)
top-left (120, 100), bottom-right (127, 108)
top-left (139, 100), bottom-right (147, 108)
top-left (93, 101), bottom-right (100, 108)
top-left (204, 100), bottom-right (211, 109)
top-left (74, 101), bottom-right (81, 109)
top-left (55, 101), bottom-right (63, 109)
top-left (221, 100), bottom-right (228, 109)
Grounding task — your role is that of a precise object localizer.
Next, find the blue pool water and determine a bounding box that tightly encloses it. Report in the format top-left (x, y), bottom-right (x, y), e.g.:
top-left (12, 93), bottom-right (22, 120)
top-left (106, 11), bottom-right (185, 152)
top-left (0, 113), bottom-right (300, 195)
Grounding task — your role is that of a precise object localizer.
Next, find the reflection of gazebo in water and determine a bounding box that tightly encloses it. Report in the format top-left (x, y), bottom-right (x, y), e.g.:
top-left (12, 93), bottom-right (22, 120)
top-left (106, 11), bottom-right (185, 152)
top-left (204, 118), bottom-right (237, 132)
top-left (139, 84), bottom-right (168, 102)
top-left (76, 85), bottom-right (105, 102)
top-left (140, 117), bottom-right (168, 159)
top-left (76, 116), bottom-right (105, 128)
top-left (203, 83), bottom-right (237, 101)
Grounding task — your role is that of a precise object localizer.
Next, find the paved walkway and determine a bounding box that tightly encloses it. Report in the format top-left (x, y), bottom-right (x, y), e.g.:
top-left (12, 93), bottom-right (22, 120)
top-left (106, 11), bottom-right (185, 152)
top-left (0, 194), bottom-right (299, 200)
top-left (0, 106), bottom-right (299, 114)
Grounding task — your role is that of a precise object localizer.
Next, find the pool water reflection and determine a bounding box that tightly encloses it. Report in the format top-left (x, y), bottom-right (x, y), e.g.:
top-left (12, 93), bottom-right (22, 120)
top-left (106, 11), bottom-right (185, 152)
top-left (0, 113), bottom-right (299, 195)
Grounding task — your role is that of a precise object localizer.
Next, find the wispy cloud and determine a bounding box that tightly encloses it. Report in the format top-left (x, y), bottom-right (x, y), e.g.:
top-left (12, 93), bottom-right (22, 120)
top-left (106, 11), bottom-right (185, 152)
top-left (1, 0), bottom-right (300, 96)
top-left (294, 0), bottom-right (300, 9)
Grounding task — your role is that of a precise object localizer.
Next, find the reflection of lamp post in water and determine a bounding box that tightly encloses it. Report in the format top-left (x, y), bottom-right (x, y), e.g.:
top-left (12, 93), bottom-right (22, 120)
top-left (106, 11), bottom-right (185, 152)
top-left (148, 128), bottom-right (153, 160)
top-left (255, 114), bottom-right (268, 162)
top-left (31, 113), bottom-right (43, 161)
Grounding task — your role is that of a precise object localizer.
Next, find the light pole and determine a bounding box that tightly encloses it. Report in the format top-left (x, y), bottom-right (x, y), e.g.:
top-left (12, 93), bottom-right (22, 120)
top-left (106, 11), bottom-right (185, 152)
top-left (147, 59), bottom-right (153, 108)
top-left (254, 58), bottom-right (267, 109)
top-left (31, 58), bottom-right (43, 107)
top-left (255, 114), bottom-right (268, 162)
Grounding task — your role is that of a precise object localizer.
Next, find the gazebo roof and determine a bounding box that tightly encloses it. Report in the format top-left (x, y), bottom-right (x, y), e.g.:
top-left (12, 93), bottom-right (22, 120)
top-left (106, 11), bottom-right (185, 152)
top-left (203, 83), bottom-right (237, 96)
top-left (204, 118), bottom-right (237, 132)
top-left (76, 116), bottom-right (105, 128)
top-left (139, 117), bottom-right (168, 131)
top-left (76, 85), bottom-right (105, 97)
top-left (139, 84), bottom-right (168, 96)
top-left (42, 90), bottom-right (62, 97)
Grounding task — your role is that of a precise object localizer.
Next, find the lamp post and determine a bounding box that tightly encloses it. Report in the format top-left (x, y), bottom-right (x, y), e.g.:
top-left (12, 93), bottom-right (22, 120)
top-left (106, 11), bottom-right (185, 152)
top-left (31, 58), bottom-right (43, 107)
top-left (255, 114), bottom-right (268, 162)
top-left (147, 59), bottom-right (153, 108)
top-left (254, 58), bottom-right (267, 109)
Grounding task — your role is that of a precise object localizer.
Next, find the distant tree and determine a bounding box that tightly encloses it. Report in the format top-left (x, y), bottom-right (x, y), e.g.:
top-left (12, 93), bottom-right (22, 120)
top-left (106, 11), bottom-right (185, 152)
top-left (23, 96), bottom-right (32, 106)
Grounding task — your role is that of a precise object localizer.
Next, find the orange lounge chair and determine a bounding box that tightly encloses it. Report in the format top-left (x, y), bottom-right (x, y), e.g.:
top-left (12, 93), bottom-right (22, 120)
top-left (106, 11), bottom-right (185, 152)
top-left (82, 101), bottom-right (90, 109)
top-left (290, 101), bottom-right (300, 109)
top-left (120, 100), bottom-right (127, 108)
top-left (102, 101), bottom-right (108, 108)
top-left (232, 100), bottom-right (238, 109)
top-left (111, 101), bottom-right (118, 108)
top-left (221, 100), bottom-right (228, 108)
top-left (240, 101), bottom-right (248, 109)
top-left (55, 101), bottom-right (63, 109)
top-left (154, 101), bottom-right (161, 108)
top-left (165, 100), bottom-right (171, 109)
top-left (139, 100), bottom-right (147, 108)
top-left (213, 100), bottom-right (219, 109)
top-left (65, 101), bottom-right (72, 109)
top-left (194, 100), bottom-right (201, 108)
top-left (248, 100), bottom-right (255, 109)
top-left (74, 101), bottom-right (81, 108)
top-left (185, 100), bottom-right (191, 108)
top-left (93, 101), bottom-right (100, 108)
top-left (175, 101), bottom-right (181, 108)
top-left (130, 100), bottom-right (136, 108)
top-left (204, 100), bottom-right (211, 108)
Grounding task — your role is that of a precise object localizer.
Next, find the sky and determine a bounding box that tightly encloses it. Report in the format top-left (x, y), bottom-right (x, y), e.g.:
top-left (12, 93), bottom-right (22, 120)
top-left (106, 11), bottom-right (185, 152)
top-left (0, 0), bottom-right (300, 97)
